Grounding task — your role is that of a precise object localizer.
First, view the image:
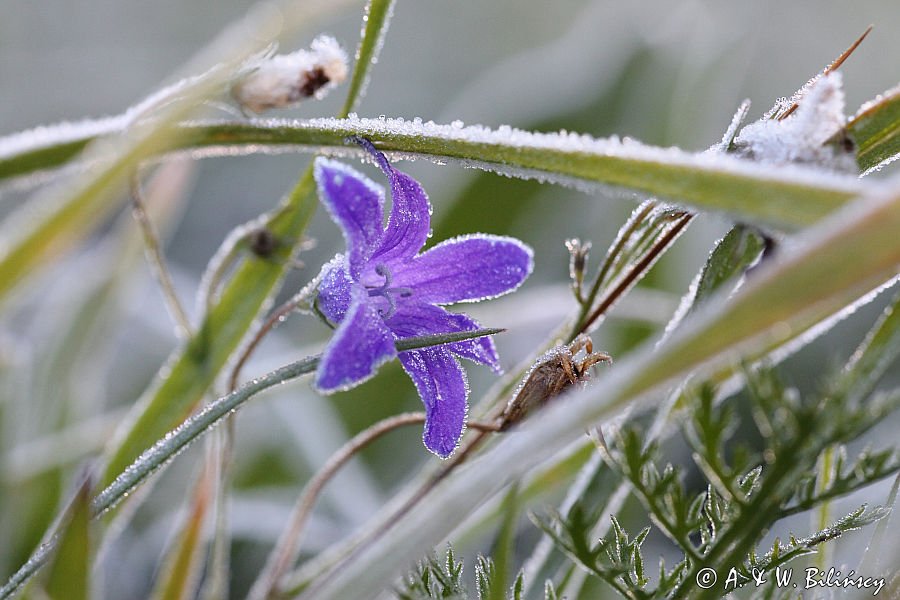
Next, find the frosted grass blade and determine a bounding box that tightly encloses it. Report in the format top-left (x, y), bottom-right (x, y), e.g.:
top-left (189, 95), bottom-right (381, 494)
top-left (37, 479), bottom-right (93, 600)
top-left (847, 84), bottom-right (900, 174)
top-left (1, 116), bottom-right (871, 229)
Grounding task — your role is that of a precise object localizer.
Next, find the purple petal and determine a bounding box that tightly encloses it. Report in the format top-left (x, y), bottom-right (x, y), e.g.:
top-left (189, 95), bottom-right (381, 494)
top-left (315, 255), bottom-right (354, 326)
top-left (314, 285), bottom-right (397, 393)
top-left (392, 234), bottom-right (533, 304)
top-left (386, 302), bottom-right (500, 372)
top-left (362, 148), bottom-right (431, 266)
top-left (314, 158), bottom-right (385, 278)
top-left (398, 347), bottom-right (468, 458)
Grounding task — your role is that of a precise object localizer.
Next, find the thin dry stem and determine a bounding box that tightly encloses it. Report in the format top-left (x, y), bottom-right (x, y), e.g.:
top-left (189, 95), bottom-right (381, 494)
top-left (251, 413), bottom-right (498, 599)
top-left (575, 212), bottom-right (693, 337)
top-left (227, 287), bottom-right (315, 393)
top-left (777, 26), bottom-right (872, 121)
top-left (130, 173), bottom-right (192, 338)
top-left (200, 422), bottom-right (236, 600)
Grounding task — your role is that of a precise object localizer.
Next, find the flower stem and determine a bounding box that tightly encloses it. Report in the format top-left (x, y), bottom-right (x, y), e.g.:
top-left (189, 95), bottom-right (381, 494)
top-left (575, 201), bottom-right (656, 331)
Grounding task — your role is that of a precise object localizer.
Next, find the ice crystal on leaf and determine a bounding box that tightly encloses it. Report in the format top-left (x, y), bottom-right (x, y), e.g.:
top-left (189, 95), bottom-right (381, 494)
top-left (312, 139), bottom-right (533, 457)
top-left (733, 73), bottom-right (856, 172)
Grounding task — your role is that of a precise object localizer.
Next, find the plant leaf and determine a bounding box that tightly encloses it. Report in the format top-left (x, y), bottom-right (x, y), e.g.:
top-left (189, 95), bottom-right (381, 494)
top-left (2, 117), bottom-right (870, 230)
top-left (846, 84), bottom-right (900, 174)
top-left (841, 288), bottom-right (900, 400)
top-left (37, 478), bottom-right (93, 600)
top-left (489, 482), bottom-right (520, 600)
top-left (0, 327), bottom-right (502, 600)
top-left (0, 0), bottom-right (309, 304)
top-left (690, 225), bottom-right (767, 310)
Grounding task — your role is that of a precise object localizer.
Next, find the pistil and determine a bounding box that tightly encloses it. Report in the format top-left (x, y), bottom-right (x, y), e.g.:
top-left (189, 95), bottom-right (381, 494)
top-left (366, 264), bottom-right (413, 318)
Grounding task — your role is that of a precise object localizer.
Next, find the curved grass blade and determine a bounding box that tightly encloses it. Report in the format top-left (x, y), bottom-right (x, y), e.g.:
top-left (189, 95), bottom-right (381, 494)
top-left (0, 0), bottom-right (293, 305)
top-left (1, 116), bottom-right (870, 230)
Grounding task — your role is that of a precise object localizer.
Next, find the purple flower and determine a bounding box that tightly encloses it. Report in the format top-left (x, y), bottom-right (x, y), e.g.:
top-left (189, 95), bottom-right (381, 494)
top-left (311, 140), bottom-right (533, 457)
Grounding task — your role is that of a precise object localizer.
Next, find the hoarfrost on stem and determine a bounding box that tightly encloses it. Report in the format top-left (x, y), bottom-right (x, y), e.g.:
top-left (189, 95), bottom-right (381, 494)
top-left (312, 139), bottom-right (533, 457)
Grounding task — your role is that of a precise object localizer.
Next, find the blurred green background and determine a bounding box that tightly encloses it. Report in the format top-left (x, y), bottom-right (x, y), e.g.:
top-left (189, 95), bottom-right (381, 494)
top-left (1, 0), bottom-right (899, 597)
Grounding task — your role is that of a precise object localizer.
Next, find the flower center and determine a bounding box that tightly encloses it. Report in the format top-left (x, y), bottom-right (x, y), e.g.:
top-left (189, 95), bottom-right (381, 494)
top-left (365, 264), bottom-right (412, 319)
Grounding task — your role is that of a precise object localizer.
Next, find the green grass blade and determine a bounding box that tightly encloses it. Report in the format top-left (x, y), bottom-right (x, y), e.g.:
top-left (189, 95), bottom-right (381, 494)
top-left (841, 288), bottom-right (900, 400)
top-left (96, 327), bottom-right (503, 515)
top-left (0, 0), bottom-right (366, 306)
top-left (100, 172), bottom-right (318, 486)
top-left (38, 479), bottom-right (93, 600)
top-left (339, 0), bottom-right (395, 119)
top-left (622, 185), bottom-right (900, 400)
top-left (489, 482), bottom-right (521, 600)
top-left (0, 1), bottom-right (294, 305)
top-left (0, 134), bottom-right (98, 181)
top-left (1, 116), bottom-right (870, 230)
top-left (690, 226), bottom-right (767, 310)
top-left (297, 176), bottom-right (900, 600)
top-left (169, 117), bottom-right (867, 228)
top-left (847, 84), bottom-right (900, 174)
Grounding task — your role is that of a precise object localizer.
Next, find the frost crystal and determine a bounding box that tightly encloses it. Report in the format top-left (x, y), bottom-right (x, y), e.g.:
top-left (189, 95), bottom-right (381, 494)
top-left (733, 73), bottom-right (856, 172)
top-left (231, 35), bottom-right (348, 114)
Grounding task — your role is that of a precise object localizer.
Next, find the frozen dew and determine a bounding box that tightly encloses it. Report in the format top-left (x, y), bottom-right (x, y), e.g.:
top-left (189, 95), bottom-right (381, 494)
top-left (733, 73), bottom-right (857, 172)
top-left (716, 99), bottom-right (751, 152)
top-left (852, 82), bottom-right (900, 120)
top-left (0, 116), bottom-right (125, 164)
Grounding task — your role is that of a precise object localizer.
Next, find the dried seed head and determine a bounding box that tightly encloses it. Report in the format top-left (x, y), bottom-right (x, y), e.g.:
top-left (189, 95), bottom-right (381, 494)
top-left (566, 238), bottom-right (591, 301)
top-left (231, 35), bottom-right (348, 114)
top-left (499, 335), bottom-right (611, 431)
